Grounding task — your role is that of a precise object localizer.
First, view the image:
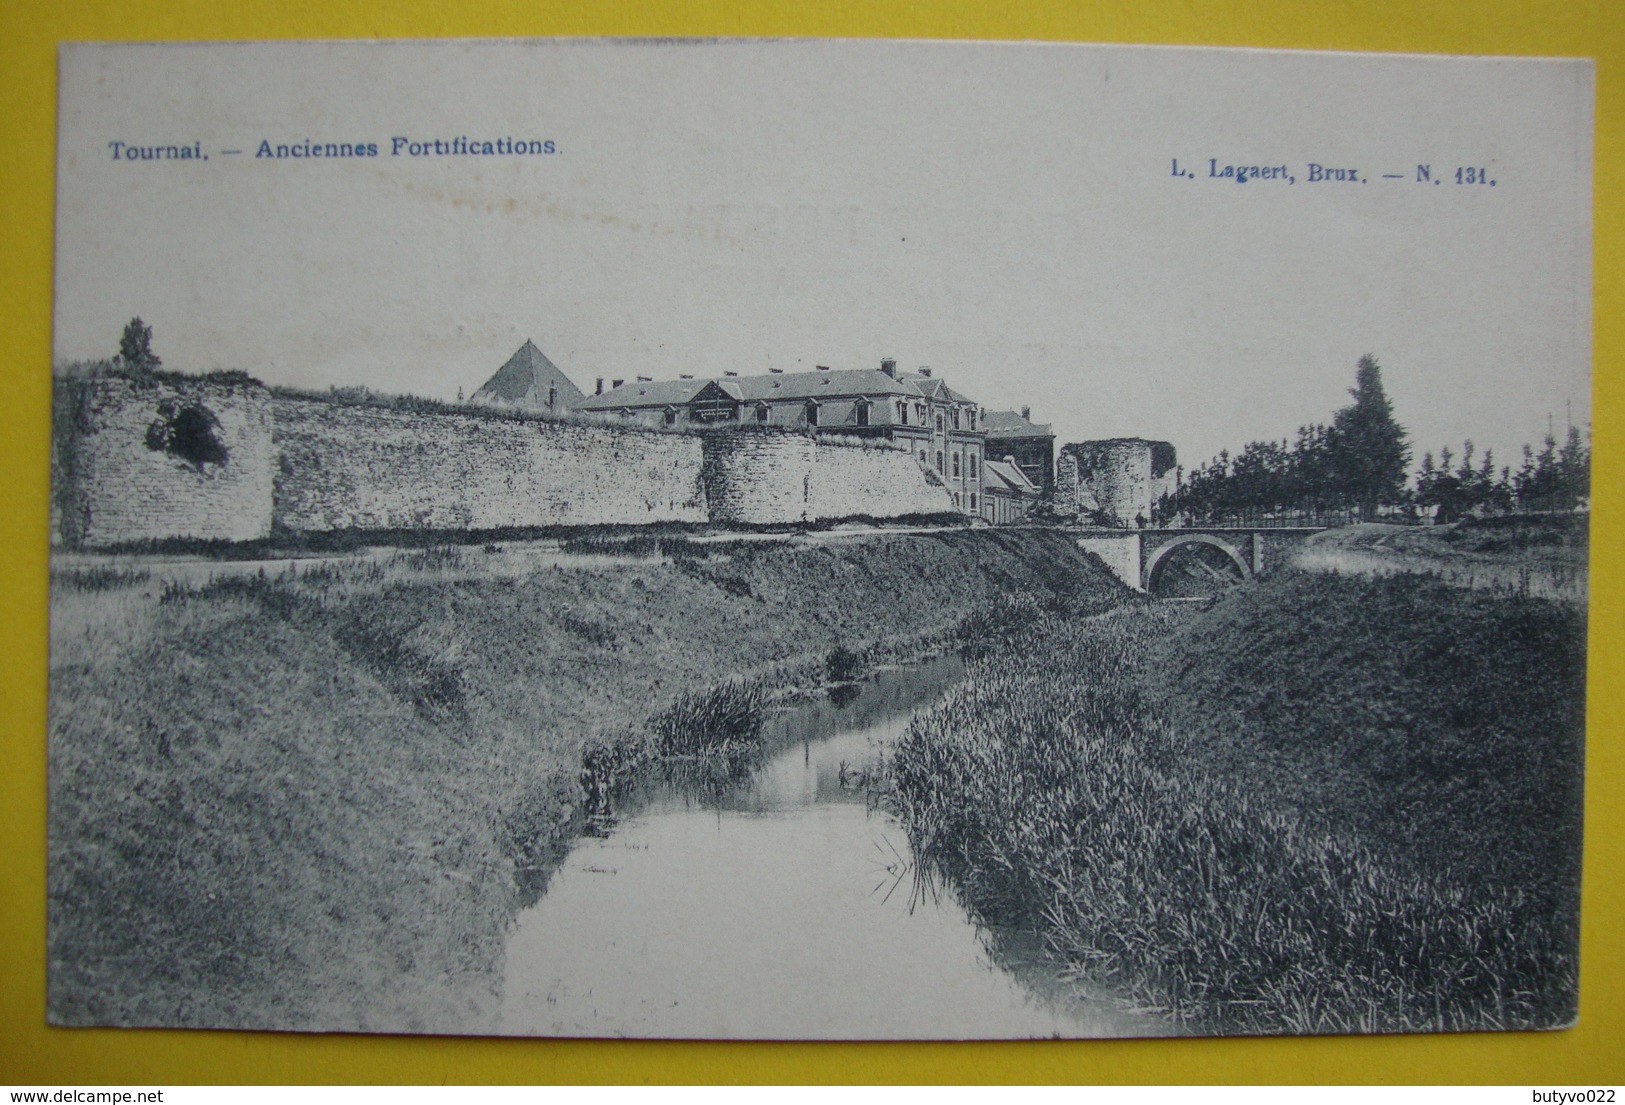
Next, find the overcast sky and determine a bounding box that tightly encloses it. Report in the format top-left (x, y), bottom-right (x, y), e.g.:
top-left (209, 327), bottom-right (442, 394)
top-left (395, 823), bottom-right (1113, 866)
top-left (54, 39), bottom-right (1592, 471)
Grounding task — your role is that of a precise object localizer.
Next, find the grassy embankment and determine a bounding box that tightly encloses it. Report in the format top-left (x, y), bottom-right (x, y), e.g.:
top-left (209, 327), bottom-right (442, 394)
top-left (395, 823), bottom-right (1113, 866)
top-left (48, 528), bottom-right (1129, 1032)
top-left (889, 568), bottom-right (1584, 1035)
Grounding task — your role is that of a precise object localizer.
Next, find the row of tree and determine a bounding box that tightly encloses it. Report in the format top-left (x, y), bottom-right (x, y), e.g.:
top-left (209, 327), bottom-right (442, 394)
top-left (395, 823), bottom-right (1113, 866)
top-left (1156, 355), bottom-right (1590, 525)
top-left (1413, 427), bottom-right (1591, 521)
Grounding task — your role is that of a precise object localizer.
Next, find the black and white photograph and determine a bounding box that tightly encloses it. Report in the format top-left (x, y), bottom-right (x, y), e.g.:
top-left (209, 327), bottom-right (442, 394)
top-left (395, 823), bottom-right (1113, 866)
top-left (46, 39), bottom-right (1592, 1040)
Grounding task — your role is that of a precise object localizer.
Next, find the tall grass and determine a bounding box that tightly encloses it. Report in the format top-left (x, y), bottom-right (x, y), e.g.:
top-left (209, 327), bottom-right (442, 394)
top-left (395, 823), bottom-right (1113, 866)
top-left (652, 681), bottom-right (769, 757)
top-left (889, 573), bottom-right (1582, 1035)
top-left (51, 565), bottom-right (151, 593)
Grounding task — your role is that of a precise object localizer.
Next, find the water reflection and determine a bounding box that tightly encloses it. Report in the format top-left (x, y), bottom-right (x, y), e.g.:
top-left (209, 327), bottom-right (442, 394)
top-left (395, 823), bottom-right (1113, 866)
top-left (499, 654), bottom-right (1156, 1039)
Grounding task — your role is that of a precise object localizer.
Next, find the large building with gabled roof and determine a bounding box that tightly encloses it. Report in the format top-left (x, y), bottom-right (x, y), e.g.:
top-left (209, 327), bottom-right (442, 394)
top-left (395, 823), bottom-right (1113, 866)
top-left (983, 407), bottom-right (1055, 495)
top-left (471, 339), bottom-right (586, 413)
top-left (574, 358), bottom-right (989, 516)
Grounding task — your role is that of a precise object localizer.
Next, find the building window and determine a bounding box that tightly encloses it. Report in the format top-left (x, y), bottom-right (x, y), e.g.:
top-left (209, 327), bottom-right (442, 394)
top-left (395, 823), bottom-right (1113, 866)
top-left (952, 409), bottom-right (961, 430)
top-left (952, 453), bottom-right (961, 478)
top-left (968, 454), bottom-right (978, 479)
top-left (755, 402), bottom-right (770, 424)
top-left (970, 493), bottom-right (978, 512)
top-left (936, 451), bottom-right (944, 474)
top-left (919, 449), bottom-right (927, 465)
top-left (967, 408), bottom-right (976, 431)
top-left (896, 401), bottom-right (907, 425)
top-left (935, 413), bottom-right (944, 433)
top-left (805, 401), bottom-right (819, 427)
top-left (664, 407), bottom-right (678, 427)
top-left (855, 399), bottom-right (869, 427)
top-left (548, 385), bottom-right (558, 410)
top-left (953, 492), bottom-right (961, 508)
top-left (916, 403), bottom-right (926, 424)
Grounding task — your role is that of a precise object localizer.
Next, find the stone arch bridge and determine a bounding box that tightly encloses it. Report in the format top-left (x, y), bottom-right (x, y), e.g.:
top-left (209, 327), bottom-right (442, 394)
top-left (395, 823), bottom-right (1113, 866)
top-left (1070, 527), bottom-right (1325, 593)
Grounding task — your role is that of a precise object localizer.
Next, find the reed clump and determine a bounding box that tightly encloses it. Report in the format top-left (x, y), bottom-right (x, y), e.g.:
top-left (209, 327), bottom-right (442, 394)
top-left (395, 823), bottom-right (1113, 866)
top-left (652, 680), bottom-right (769, 758)
top-left (889, 572), bottom-right (1582, 1035)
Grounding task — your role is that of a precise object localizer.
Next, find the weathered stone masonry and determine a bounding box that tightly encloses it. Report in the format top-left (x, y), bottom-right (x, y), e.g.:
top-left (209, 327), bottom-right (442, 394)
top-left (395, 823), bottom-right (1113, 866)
top-left (701, 431), bottom-right (953, 525)
top-left (53, 375), bottom-right (276, 546)
top-left (53, 376), bottom-right (953, 547)
top-left (272, 398), bottom-right (707, 531)
top-left (1057, 439), bottom-right (1178, 526)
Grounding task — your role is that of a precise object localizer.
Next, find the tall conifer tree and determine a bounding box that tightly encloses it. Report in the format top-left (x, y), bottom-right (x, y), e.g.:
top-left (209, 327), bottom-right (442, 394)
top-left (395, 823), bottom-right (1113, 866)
top-left (1329, 355), bottom-right (1410, 520)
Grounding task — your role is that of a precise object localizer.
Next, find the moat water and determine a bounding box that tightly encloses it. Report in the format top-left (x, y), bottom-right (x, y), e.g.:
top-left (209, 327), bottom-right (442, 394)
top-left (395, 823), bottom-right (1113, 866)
top-left (498, 654), bottom-right (1153, 1039)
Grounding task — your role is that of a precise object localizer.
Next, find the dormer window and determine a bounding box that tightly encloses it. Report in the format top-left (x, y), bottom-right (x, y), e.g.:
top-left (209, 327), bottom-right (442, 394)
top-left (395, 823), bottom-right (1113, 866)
top-left (805, 401), bottom-right (819, 427)
top-left (755, 402), bottom-right (770, 424)
top-left (690, 381), bottom-right (741, 423)
top-left (855, 398), bottom-right (870, 427)
top-left (664, 406), bottom-right (678, 427)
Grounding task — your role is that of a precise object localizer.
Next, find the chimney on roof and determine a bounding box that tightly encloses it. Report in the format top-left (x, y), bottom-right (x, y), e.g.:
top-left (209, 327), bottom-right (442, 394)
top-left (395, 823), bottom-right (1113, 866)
top-left (637, 375), bottom-right (653, 382)
top-left (612, 379), bottom-right (624, 389)
top-left (595, 377), bottom-right (604, 396)
top-left (724, 371), bottom-right (738, 377)
top-left (880, 358), bottom-right (897, 378)
top-left (816, 365), bottom-right (830, 372)
top-left (679, 374), bottom-right (694, 379)
top-left (1021, 405), bottom-right (1031, 421)
top-left (919, 366), bottom-right (932, 378)
top-left (769, 368), bottom-right (783, 374)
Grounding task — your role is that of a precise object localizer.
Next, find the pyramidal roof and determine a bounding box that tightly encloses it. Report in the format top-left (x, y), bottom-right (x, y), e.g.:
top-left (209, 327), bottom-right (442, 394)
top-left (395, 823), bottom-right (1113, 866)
top-left (472, 340), bottom-right (587, 411)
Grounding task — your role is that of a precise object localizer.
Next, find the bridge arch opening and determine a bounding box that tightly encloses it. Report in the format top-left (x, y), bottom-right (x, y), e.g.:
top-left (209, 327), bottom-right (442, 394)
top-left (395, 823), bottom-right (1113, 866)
top-left (1144, 534), bottom-right (1251, 595)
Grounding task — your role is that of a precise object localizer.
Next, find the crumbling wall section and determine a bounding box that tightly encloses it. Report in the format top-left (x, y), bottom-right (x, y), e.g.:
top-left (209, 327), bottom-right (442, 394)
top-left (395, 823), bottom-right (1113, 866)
top-left (53, 375), bottom-right (275, 547)
top-left (1059, 439), bottom-right (1178, 526)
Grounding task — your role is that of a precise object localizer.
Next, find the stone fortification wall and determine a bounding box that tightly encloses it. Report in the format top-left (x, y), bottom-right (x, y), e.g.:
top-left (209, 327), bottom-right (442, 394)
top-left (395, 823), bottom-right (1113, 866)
top-left (1059, 439), bottom-right (1177, 526)
top-left (53, 375), bottom-right (275, 546)
top-left (702, 431), bottom-right (953, 525)
top-left (701, 432), bottom-right (816, 525)
top-left (807, 437), bottom-right (956, 520)
top-left (272, 398), bottom-right (708, 531)
top-left (54, 377), bottom-right (954, 547)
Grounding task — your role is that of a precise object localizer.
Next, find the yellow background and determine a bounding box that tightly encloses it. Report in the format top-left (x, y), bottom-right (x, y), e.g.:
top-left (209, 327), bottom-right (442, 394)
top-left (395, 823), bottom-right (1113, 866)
top-left (2, 0), bottom-right (1619, 1086)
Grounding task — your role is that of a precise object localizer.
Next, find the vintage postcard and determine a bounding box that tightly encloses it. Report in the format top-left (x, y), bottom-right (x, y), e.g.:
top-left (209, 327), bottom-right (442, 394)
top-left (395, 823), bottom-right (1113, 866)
top-left (47, 39), bottom-right (1592, 1039)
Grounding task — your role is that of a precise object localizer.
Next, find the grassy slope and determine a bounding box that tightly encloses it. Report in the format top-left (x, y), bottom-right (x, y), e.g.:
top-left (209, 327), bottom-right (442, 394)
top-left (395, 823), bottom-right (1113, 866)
top-left (47, 529), bottom-right (1128, 1032)
top-left (1148, 570), bottom-right (1585, 899)
top-left (890, 569), bottom-right (1584, 1034)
